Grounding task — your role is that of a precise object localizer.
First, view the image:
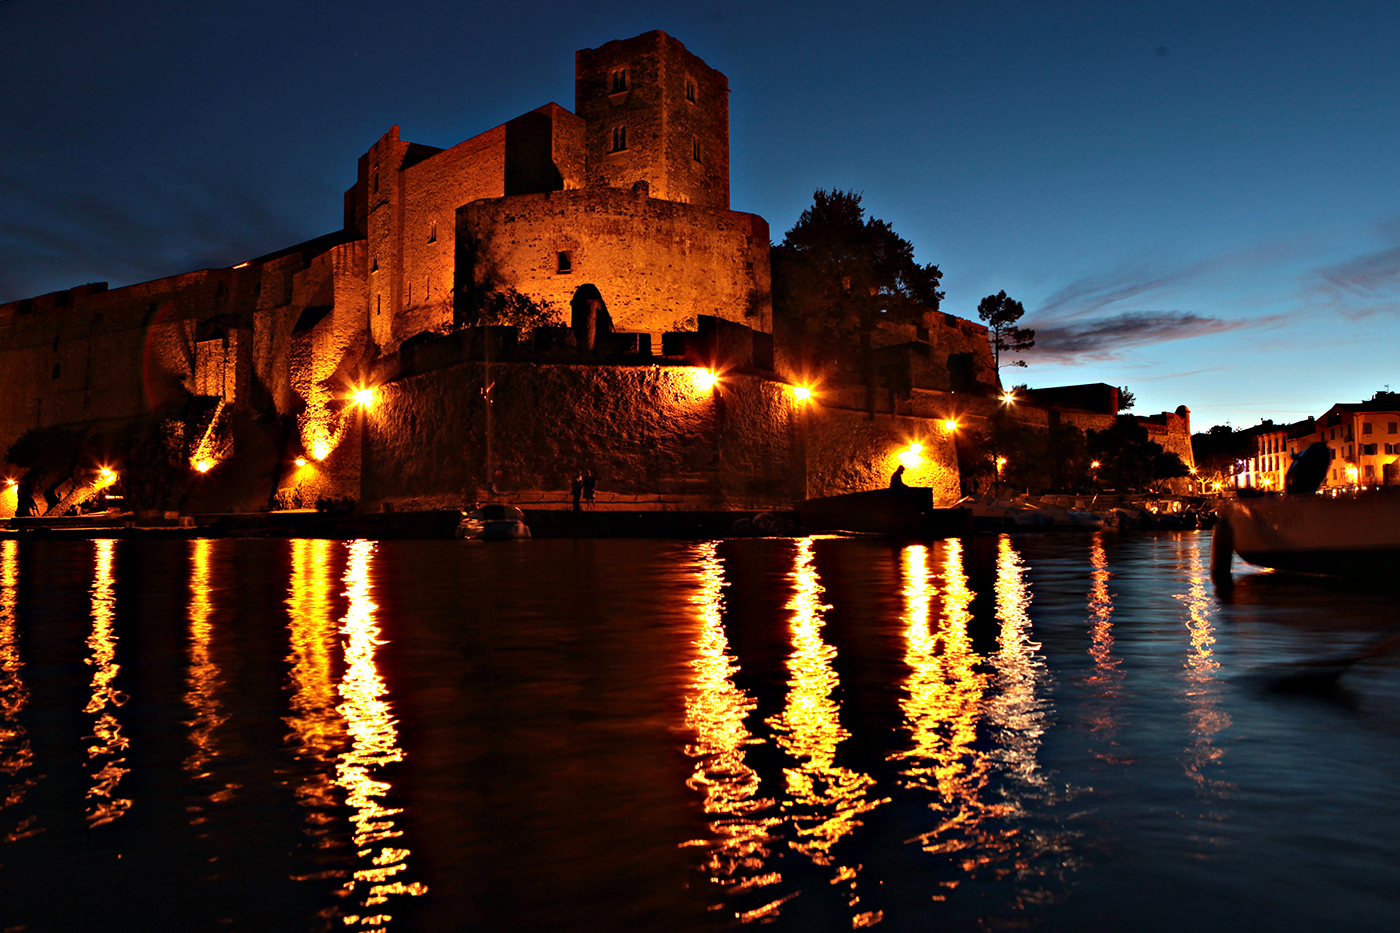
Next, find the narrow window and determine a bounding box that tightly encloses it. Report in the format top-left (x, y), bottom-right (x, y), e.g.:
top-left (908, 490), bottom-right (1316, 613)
top-left (51, 362), bottom-right (60, 380)
top-left (611, 125), bottom-right (627, 152)
top-left (557, 251), bottom-right (573, 274)
top-left (408, 282), bottom-right (412, 304)
top-left (1364, 422), bottom-right (1373, 434)
top-left (611, 68), bottom-right (628, 93)
top-left (692, 138), bottom-right (702, 162)
top-left (428, 221), bottom-right (438, 243)
top-left (372, 256), bottom-right (379, 272)
top-left (376, 295), bottom-right (382, 317)
top-left (686, 78), bottom-right (696, 102)
top-left (1390, 422), bottom-right (1398, 434)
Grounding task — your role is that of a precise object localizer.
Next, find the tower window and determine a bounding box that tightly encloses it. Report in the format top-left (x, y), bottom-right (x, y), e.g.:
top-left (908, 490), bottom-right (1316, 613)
top-left (611, 69), bottom-right (628, 93)
top-left (686, 78), bottom-right (696, 102)
top-left (692, 138), bottom-right (702, 162)
top-left (373, 172), bottom-right (379, 194)
top-left (52, 362), bottom-right (60, 380)
top-left (557, 251), bottom-right (573, 274)
top-left (611, 125), bottom-right (627, 152)
top-left (428, 221), bottom-right (437, 243)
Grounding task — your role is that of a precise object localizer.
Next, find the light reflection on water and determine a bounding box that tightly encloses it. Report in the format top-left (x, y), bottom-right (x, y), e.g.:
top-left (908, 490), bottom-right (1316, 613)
top-left (2, 533), bottom-right (1400, 931)
top-left (85, 538), bottom-right (130, 827)
top-left (0, 539), bottom-right (37, 842)
top-left (335, 539), bottom-right (426, 930)
top-left (680, 541), bottom-right (779, 909)
top-left (764, 537), bottom-right (886, 926)
top-left (185, 537), bottom-right (237, 813)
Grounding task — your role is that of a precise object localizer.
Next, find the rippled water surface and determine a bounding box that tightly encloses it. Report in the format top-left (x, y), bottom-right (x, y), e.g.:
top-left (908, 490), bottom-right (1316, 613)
top-left (1, 533), bottom-right (1399, 932)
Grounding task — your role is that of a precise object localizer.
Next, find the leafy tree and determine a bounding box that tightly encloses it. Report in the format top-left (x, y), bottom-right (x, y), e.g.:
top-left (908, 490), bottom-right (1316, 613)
top-left (1088, 419), bottom-right (1189, 492)
top-left (772, 189), bottom-right (944, 364)
top-left (1117, 387), bottom-right (1136, 411)
top-left (976, 290), bottom-right (1035, 378)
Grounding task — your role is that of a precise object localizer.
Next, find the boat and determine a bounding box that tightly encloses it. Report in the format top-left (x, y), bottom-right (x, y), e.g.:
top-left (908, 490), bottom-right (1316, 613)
top-left (456, 504), bottom-right (531, 540)
top-left (1211, 492), bottom-right (1400, 578)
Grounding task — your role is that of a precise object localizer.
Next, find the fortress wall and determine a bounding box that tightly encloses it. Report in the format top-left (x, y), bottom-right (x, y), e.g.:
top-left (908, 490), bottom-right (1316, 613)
top-left (395, 126), bottom-right (507, 345)
top-left (459, 188), bottom-right (771, 340)
top-left (286, 357), bottom-right (960, 512)
top-left (0, 267), bottom-right (270, 462)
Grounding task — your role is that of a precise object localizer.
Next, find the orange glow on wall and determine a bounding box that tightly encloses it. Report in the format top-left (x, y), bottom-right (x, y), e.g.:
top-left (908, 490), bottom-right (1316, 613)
top-left (899, 443), bottom-right (924, 468)
top-left (792, 385), bottom-right (812, 401)
top-left (942, 419), bottom-right (959, 433)
top-left (294, 457), bottom-right (308, 468)
top-left (193, 459), bottom-right (214, 473)
top-left (353, 387), bottom-right (377, 409)
top-left (310, 443), bottom-right (331, 462)
top-left (692, 369), bottom-right (719, 392)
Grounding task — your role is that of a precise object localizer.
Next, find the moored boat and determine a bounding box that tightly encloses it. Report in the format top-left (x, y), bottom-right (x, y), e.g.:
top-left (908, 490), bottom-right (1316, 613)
top-left (1212, 492), bottom-right (1400, 578)
top-left (456, 504), bottom-right (531, 540)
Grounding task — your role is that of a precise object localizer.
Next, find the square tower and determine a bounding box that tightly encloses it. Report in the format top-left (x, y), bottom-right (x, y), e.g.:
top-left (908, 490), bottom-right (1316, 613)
top-left (575, 31), bottom-right (730, 210)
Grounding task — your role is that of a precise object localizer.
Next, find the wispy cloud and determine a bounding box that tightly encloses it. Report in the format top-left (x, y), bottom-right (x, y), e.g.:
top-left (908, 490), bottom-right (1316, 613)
top-left (1025, 310), bottom-right (1253, 363)
top-left (0, 171), bottom-right (319, 302)
top-left (1306, 239), bottom-right (1400, 319)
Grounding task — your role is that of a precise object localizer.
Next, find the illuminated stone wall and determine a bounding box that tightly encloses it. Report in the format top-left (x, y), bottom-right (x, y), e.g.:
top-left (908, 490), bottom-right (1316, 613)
top-left (576, 31), bottom-right (730, 210)
top-left (283, 359), bottom-right (961, 511)
top-left (459, 187), bottom-right (771, 341)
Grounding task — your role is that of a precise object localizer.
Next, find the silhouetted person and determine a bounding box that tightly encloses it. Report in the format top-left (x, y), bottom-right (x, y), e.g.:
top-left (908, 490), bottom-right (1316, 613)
top-left (571, 472), bottom-right (583, 511)
top-left (889, 465), bottom-right (907, 489)
top-left (570, 284), bottom-right (613, 353)
top-left (582, 470), bottom-right (596, 508)
top-left (1286, 441), bottom-right (1330, 494)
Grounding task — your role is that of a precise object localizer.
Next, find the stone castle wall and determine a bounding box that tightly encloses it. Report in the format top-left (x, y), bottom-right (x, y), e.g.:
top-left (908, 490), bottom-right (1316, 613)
top-left (576, 31), bottom-right (730, 210)
top-left (458, 187), bottom-right (771, 339)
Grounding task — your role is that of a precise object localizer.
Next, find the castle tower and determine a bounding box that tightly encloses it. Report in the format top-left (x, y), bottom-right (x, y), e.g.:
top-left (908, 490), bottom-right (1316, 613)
top-left (575, 31), bottom-right (730, 210)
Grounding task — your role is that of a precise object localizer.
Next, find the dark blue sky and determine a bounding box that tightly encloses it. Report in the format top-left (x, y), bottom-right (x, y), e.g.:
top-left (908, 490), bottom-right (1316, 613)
top-left (3, 0), bottom-right (1397, 427)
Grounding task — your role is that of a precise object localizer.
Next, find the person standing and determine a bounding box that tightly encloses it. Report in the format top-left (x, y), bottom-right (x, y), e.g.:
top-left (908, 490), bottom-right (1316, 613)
top-left (571, 472), bottom-right (583, 512)
top-left (582, 470), bottom-right (596, 509)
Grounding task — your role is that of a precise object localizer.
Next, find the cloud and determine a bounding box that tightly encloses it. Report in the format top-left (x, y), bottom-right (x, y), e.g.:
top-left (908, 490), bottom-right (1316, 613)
top-left (1307, 241), bottom-right (1400, 319)
top-left (1024, 310), bottom-right (1254, 363)
top-left (0, 170), bottom-right (319, 302)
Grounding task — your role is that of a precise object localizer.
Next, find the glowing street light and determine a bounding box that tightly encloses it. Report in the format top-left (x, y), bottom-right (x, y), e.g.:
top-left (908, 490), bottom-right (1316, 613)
top-left (353, 387), bottom-right (376, 408)
top-left (99, 468), bottom-right (115, 481)
top-left (311, 443), bottom-right (330, 461)
top-left (694, 369), bottom-right (719, 392)
top-left (194, 460), bottom-right (213, 473)
top-left (792, 384), bottom-right (812, 401)
top-left (1001, 391), bottom-right (1017, 405)
top-left (899, 443), bottom-right (924, 468)
top-left (294, 457), bottom-right (308, 468)
top-left (1090, 460), bottom-right (1101, 470)
top-left (942, 419), bottom-right (959, 433)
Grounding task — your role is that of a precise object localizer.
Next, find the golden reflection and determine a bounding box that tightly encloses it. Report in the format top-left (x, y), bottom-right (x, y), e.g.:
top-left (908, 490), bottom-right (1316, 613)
top-left (1176, 538), bottom-right (1231, 793)
top-left (1085, 534), bottom-right (1125, 749)
top-left (680, 541), bottom-right (779, 909)
top-left (85, 539), bottom-right (131, 827)
top-left (987, 536), bottom-right (1046, 789)
top-left (336, 540), bottom-right (425, 926)
top-left (286, 538), bottom-right (345, 824)
top-left (765, 538), bottom-right (885, 920)
top-left (0, 540), bottom-right (39, 841)
top-left (185, 538), bottom-right (236, 813)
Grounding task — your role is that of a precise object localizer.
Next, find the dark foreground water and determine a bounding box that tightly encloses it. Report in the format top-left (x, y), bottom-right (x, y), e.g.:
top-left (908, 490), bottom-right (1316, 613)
top-left (0, 533), bottom-right (1398, 932)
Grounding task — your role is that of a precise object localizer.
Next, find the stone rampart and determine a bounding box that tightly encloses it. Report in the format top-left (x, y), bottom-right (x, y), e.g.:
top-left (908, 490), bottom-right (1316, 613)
top-left (458, 187), bottom-right (770, 342)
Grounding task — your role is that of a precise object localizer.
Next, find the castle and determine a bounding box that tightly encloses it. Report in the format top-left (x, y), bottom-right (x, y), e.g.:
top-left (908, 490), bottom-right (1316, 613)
top-left (3, 32), bottom-right (1185, 518)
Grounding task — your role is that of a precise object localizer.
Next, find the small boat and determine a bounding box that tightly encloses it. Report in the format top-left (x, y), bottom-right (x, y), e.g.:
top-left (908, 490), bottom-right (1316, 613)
top-left (1212, 492), bottom-right (1400, 578)
top-left (456, 504), bottom-right (531, 540)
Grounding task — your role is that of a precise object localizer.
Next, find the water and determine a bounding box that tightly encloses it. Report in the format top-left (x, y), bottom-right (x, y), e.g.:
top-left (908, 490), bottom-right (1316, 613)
top-left (1, 532), bottom-right (1398, 932)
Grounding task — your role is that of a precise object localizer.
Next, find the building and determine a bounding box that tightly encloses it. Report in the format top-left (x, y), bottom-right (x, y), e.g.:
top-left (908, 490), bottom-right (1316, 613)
top-left (0, 31), bottom-right (984, 518)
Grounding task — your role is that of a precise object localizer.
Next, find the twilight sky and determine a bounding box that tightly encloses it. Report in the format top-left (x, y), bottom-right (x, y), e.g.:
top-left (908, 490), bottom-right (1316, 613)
top-left (2, 0), bottom-right (1397, 429)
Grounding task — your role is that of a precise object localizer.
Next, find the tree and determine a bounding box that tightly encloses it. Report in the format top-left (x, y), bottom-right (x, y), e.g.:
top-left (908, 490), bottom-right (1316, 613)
top-left (1117, 387), bottom-right (1136, 411)
top-left (976, 290), bottom-right (1035, 378)
top-left (772, 189), bottom-right (944, 362)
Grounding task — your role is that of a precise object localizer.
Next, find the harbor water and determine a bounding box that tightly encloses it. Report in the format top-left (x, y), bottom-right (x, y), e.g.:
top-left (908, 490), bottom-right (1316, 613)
top-left (1, 532), bottom-right (1398, 931)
